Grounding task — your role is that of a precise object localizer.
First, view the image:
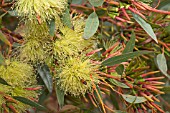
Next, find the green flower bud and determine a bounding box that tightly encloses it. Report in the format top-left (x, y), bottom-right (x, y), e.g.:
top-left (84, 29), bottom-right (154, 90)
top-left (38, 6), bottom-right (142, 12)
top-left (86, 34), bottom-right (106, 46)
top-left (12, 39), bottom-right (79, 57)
top-left (15, 0), bottom-right (67, 22)
top-left (56, 56), bottom-right (99, 96)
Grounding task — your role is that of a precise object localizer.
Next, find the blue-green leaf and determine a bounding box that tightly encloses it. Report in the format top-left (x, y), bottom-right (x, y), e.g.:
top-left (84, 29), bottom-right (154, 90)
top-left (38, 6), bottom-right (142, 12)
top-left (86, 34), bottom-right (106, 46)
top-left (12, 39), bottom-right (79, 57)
top-left (8, 10), bottom-right (18, 16)
top-left (37, 64), bottom-right (53, 93)
top-left (83, 12), bottom-right (99, 39)
top-left (158, 0), bottom-right (170, 11)
top-left (114, 110), bottom-right (126, 113)
top-left (88, 0), bottom-right (104, 7)
top-left (0, 31), bottom-right (11, 46)
top-left (109, 79), bottom-right (129, 88)
top-left (115, 64), bottom-right (124, 76)
top-left (102, 51), bottom-right (152, 66)
top-left (55, 78), bottom-right (65, 109)
top-left (132, 13), bottom-right (158, 43)
top-left (122, 31), bottom-right (135, 54)
top-left (48, 19), bottom-right (55, 37)
top-left (13, 96), bottom-right (47, 110)
top-left (62, 8), bottom-right (72, 28)
top-left (156, 54), bottom-right (170, 79)
top-left (122, 94), bottom-right (148, 104)
top-left (0, 52), bottom-right (5, 65)
top-left (0, 77), bottom-right (10, 86)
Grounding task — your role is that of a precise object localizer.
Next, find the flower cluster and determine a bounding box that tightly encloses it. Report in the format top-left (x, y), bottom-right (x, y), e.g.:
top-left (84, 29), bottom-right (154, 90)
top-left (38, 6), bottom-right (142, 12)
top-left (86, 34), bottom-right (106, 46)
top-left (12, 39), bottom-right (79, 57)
top-left (15, 0), bottom-right (67, 22)
top-left (0, 0), bottom-right (68, 111)
top-left (56, 56), bottom-right (99, 96)
top-left (0, 60), bottom-right (38, 112)
top-left (53, 17), bottom-right (99, 96)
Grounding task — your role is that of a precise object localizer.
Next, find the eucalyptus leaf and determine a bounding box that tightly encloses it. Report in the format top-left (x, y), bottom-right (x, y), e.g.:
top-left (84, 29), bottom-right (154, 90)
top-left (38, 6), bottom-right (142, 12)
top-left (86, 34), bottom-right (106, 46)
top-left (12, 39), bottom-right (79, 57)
top-left (48, 19), bottom-right (55, 37)
top-left (109, 79), bottom-right (129, 88)
top-left (158, 0), bottom-right (170, 11)
top-left (102, 51), bottom-right (152, 66)
top-left (0, 31), bottom-right (11, 46)
top-left (122, 31), bottom-right (135, 54)
top-left (62, 8), bottom-right (72, 28)
top-left (83, 12), bottom-right (99, 39)
top-left (114, 110), bottom-right (127, 113)
top-left (0, 77), bottom-right (10, 86)
top-left (8, 10), bottom-right (18, 16)
top-left (132, 13), bottom-right (158, 43)
top-left (37, 64), bottom-right (53, 93)
top-left (0, 52), bottom-right (5, 65)
top-left (13, 96), bottom-right (47, 110)
top-left (156, 54), bottom-right (170, 79)
top-left (115, 64), bottom-right (124, 76)
top-left (88, 0), bottom-right (104, 7)
top-left (122, 94), bottom-right (148, 104)
top-left (55, 79), bottom-right (65, 109)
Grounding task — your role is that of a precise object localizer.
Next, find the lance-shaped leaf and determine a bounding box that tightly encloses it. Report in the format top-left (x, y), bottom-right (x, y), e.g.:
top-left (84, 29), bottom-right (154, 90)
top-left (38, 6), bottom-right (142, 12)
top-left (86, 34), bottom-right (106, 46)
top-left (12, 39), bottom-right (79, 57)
top-left (0, 77), bottom-right (10, 86)
top-left (109, 79), bottom-right (129, 89)
top-left (83, 12), bottom-right (99, 39)
top-left (102, 51), bottom-right (152, 66)
top-left (48, 19), bottom-right (55, 37)
top-left (122, 31), bottom-right (135, 54)
top-left (122, 94), bottom-right (149, 104)
top-left (158, 0), bottom-right (170, 11)
top-left (0, 52), bottom-right (5, 65)
top-left (8, 10), bottom-right (18, 17)
top-left (88, 0), bottom-right (104, 7)
top-left (156, 54), bottom-right (170, 79)
top-left (114, 111), bottom-right (126, 113)
top-left (13, 96), bottom-right (47, 110)
top-left (37, 64), bottom-right (53, 93)
top-left (0, 31), bottom-right (11, 46)
top-left (62, 8), bottom-right (72, 28)
top-left (55, 78), bottom-right (65, 109)
top-left (115, 64), bottom-right (124, 76)
top-left (132, 13), bottom-right (158, 43)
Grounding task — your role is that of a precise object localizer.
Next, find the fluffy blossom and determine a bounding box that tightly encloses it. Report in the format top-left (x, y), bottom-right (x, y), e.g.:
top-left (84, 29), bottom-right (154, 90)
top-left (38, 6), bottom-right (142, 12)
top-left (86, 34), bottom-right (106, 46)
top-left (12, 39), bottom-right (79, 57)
top-left (19, 38), bottom-right (52, 63)
top-left (56, 56), bottom-right (99, 96)
top-left (15, 0), bottom-right (67, 22)
top-left (0, 60), bottom-right (38, 112)
top-left (54, 26), bottom-right (93, 62)
top-left (0, 60), bottom-right (36, 87)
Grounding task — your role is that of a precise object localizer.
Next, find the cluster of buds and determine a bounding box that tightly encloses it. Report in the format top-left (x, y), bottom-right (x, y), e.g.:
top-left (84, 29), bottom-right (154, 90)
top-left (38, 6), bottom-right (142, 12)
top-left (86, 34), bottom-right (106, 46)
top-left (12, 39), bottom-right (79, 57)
top-left (121, 59), bottom-right (165, 113)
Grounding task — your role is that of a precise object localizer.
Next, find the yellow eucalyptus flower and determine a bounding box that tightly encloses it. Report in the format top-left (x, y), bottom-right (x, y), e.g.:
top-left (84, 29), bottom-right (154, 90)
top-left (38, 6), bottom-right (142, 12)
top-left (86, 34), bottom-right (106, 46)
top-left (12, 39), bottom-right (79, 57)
top-left (19, 38), bottom-right (52, 63)
top-left (56, 56), bottom-right (99, 96)
top-left (54, 27), bottom-right (93, 62)
top-left (0, 60), bottom-right (36, 87)
top-left (0, 60), bottom-right (39, 112)
top-left (15, 0), bottom-right (67, 22)
top-left (24, 17), bottom-right (62, 39)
